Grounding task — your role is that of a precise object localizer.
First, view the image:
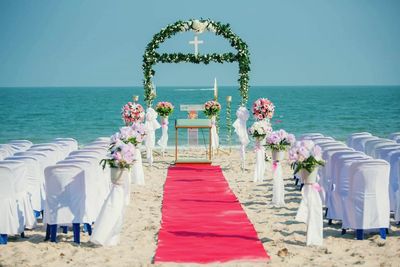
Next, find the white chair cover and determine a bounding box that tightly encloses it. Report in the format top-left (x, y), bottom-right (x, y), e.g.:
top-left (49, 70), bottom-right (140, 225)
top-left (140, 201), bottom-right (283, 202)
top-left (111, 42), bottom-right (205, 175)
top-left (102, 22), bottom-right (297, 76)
top-left (346, 132), bottom-right (371, 147)
top-left (365, 140), bottom-right (395, 157)
top-left (364, 139), bottom-right (392, 156)
top-left (342, 160), bottom-right (390, 230)
top-left (0, 161), bottom-right (36, 230)
top-left (253, 138), bottom-right (265, 183)
top-left (387, 152), bottom-right (400, 212)
top-left (95, 137), bottom-right (111, 142)
top-left (375, 146), bottom-right (400, 160)
top-left (157, 116), bottom-right (169, 153)
top-left (354, 136), bottom-right (378, 152)
top-left (299, 133), bottom-right (324, 140)
top-left (396, 161), bottom-right (400, 221)
top-left (327, 154), bottom-right (369, 221)
top-left (144, 108), bottom-right (161, 166)
top-left (388, 132), bottom-right (400, 141)
top-left (233, 107), bottom-right (250, 169)
top-left (0, 165), bottom-right (22, 235)
top-left (5, 156), bottom-right (43, 212)
top-left (372, 143), bottom-right (400, 159)
top-left (44, 165), bottom-right (86, 225)
top-left (90, 168), bottom-right (129, 246)
top-left (57, 159), bottom-right (104, 223)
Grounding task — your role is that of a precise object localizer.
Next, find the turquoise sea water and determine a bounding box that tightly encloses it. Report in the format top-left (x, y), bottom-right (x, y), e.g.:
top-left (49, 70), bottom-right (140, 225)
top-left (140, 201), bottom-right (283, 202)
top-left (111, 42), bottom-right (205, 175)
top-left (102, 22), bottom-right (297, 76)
top-left (0, 86), bottom-right (399, 145)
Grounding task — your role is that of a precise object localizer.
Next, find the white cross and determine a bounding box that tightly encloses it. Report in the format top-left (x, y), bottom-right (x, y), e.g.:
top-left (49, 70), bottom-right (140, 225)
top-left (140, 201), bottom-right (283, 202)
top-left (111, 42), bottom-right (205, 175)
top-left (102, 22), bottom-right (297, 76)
top-left (189, 35), bottom-right (204, 56)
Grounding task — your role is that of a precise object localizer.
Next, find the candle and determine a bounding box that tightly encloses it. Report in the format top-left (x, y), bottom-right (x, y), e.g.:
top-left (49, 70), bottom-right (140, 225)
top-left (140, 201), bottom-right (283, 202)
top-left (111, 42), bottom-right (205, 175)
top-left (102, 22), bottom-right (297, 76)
top-left (133, 95), bottom-right (139, 102)
top-left (226, 96), bottom-right (232, 102)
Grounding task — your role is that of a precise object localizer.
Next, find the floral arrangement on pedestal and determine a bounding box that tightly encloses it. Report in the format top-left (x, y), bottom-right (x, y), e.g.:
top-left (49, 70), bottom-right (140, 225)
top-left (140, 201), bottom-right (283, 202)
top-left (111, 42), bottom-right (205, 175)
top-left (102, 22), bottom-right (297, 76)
top-left (265, 129), bottom-right (296, 151)
top-left (110, 124), bottom-right (146, 147)
top-left (248, 120), bottom-right (272, 140)
top-left (204, 100), bottom-right (221, 150)
top-left (252, 98), bottom-right (275, 121)
top-left (100, 141), bottom-right (136, 170)
top-left (155, 101), bottom-right (174, 117)
top-left (121, 102), bottom-right (145, 124)
top-left (155, 101), bottom-right (174, 153)
top-left (203, 100), bottom-right (221, 118)
top-left (289, 140), bottom-right (325, 176)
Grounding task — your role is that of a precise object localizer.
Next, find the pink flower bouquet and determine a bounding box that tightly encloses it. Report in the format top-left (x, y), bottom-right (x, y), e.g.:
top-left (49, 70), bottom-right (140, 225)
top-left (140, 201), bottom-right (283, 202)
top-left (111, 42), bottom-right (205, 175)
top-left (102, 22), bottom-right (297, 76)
top-left (110, 123), bottom-right (146, 147)
top-left (155, 101), bottom-right (174, 117)
top-left (100, 142), bottom-right (136, 169)
top-left (265, 129), bottom-right (296, 151)
top-left (289, 140), bottom-right (325, 174)
top-left (252, 98), bottom-right (275, 120)
top-left (121, 102), bottom-right (145, 124)
top-left (203, 100), bottom-right (221, 118)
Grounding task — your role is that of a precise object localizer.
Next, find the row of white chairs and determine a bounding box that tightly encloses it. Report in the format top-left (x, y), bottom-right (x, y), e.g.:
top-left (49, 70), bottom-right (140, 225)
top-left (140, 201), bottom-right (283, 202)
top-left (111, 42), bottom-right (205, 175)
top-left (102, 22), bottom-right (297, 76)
top-left (299, 132), bottom-right (394, 240)
top-left (43, 137), bottom-right (111, 244)
top-left (388, 132), bottom-right (400, 143)
top-left (0, 140), bottom-right (32, 160)
top-left (347, 132), bottom-right (400, 212)
top-left (0, 138), bottom-right (82, 244)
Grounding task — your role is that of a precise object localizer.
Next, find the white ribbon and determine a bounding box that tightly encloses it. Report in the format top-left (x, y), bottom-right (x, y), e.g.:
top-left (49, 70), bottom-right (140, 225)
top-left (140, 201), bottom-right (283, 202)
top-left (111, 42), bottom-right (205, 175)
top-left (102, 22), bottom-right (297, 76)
top-left (144, 108), bottom-right (161, 166)
top-left (131, 145), bottom-right (145, 185)
top-left (233, 107), bottom-right (250, 169)
top-left (272, 161), bottom-right (285, 207)
top-left (253, 138), bottom-right (265, 182)
top-left (295, 174), bottom-right (323, 246)
top-left (211, 116), bottom-right (219, 150)
top-left (157, 116), bottom-right (169, 153)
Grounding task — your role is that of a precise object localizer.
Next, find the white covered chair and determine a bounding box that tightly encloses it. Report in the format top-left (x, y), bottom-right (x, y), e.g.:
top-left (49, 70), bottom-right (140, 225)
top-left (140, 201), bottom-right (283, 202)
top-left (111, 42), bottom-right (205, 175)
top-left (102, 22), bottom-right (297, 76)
top-left (28, 145), bottom-right (64, 163)
top-left (346, 132), bottom-right (372, 147)
top-left (386, 151), bottom-right (400, 212)
top-left (4, 156), bottom-right (43, 213)
top-left (299, 133), bottom-right (324, 140)
top-left (0, 165), bottom-right (22, 244)
top-left (372, 143), bottom-right (400, 159)
top-left (353, 136), bottom-right (379, 152)
top-left (9, 140), bottom-right (32, 151)
top-left (54, 138), bottom-right (78, 154)
top-left (44, 164), bottom-right (86, 243)
top-left (375, 146), bottom-right (400, 160)
top-left (327, 153), bottom-right (369, 222)
top-left (342, 160), bottom-right (390, 240)
top-left (365, 140), bottom-right (396, 157)
top-left (388, 132), bottom-right (400, 141)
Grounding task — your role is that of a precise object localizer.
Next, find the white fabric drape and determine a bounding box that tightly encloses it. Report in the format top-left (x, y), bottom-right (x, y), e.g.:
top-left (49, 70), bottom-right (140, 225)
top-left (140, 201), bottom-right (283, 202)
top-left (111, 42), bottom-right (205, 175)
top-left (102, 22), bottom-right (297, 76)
top-left (272, 160), bottom-right (285, 207)
top-left (253, 138), bottom-right (265, 183)
top-left (144, 108), bottom-right (161, 166)
top-left (90, 168), bottom-right (128, 246)
top-left (131, 147), bottom-right (145, 185)
top-left (211, 116), bottom-right (219, 150)
top-left (157, 116), bottom-right (169, 153)
top-left (233, 107), bottom-right (250, 169)
top-left (296, 183), bottom-right (323, 246)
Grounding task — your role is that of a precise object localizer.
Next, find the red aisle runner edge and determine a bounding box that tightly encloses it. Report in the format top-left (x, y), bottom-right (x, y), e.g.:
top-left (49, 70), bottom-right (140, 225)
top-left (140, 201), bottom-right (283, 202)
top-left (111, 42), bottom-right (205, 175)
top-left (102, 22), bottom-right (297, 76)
top-left (154, 164), bottom-right (270, 264)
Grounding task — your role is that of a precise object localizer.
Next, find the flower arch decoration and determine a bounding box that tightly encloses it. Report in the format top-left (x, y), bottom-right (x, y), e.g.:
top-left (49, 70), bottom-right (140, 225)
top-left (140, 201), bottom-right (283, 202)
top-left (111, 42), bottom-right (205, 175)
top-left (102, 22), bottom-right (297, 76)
top-left (142, 19), bottom-right (251, 107)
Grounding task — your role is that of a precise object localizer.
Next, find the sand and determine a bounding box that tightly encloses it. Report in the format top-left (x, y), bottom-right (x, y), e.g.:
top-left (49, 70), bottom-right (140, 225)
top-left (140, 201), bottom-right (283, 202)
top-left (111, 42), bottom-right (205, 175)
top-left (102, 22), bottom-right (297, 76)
top-left (0, 148), bottom-right (399, 267)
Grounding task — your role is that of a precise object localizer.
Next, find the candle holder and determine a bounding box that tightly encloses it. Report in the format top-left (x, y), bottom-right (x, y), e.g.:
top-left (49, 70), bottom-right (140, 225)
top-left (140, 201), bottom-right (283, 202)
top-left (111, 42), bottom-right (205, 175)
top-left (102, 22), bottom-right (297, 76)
top-left (226, 96), bottom-right (232, 152)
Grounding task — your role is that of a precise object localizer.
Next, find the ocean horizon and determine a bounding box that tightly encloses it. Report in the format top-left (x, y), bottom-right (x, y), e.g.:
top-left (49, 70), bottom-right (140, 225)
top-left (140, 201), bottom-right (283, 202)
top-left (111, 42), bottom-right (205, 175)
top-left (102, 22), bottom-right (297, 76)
top-left (1, 85), bottom-right (399, 146)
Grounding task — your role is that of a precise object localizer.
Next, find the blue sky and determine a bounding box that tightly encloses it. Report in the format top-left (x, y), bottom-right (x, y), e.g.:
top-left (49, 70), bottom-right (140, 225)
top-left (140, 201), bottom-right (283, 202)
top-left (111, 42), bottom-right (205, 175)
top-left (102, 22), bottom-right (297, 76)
top-left (0, 0), bottom-right (399, 87)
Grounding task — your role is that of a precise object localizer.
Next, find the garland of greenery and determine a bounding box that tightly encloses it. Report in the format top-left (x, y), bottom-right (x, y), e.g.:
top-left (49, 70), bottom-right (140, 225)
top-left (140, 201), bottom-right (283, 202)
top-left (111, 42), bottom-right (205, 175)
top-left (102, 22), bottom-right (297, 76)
top-left (142, 19), bottom-right (251, 107)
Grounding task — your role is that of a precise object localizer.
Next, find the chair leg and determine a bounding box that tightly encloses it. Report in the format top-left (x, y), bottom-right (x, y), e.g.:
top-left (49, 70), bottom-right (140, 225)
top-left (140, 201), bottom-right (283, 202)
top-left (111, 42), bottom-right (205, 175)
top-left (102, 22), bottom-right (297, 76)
top-left (328, 219), bottom-right (332, 225)
top-left (295, 178), bottom-right (299, 185)
top-left (34, 210), bottom-right (41, 218)
top-left (341, 229), bottom-right (346, 235)
top-left (356, 229), bottom-right (364, 240)
top-left (0, 234), bottom-right (8, 245)
top-left (20, 232), bottom-right (26, 238)
top-left (380, 228), bottom-right (387, 239)
top-left (84, 223), bottom-right (92, 236)
top-left (45, 224), bottom-right (50, 241)
top-left (72, 223), bottom-right (80, 244)
top-left (299, 183), bottom-right (304, 191)
top-left (49, 224), bottom-right (58, 243)
top-left (61, 226), bottom-right (68, 234)
top-left (325, 208), bottom-right (328, 217)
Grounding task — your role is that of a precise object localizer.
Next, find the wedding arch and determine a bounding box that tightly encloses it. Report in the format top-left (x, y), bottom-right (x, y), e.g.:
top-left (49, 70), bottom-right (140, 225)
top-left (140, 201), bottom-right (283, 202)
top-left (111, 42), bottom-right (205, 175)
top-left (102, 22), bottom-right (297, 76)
top-left (142, 19), bottom-right (251, 107)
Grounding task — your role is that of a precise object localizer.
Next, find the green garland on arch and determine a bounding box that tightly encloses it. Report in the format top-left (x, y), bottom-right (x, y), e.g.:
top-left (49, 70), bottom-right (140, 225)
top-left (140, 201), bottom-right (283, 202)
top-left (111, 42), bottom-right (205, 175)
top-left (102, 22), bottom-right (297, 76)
top-left (142, 19), bottom-right (251, 107)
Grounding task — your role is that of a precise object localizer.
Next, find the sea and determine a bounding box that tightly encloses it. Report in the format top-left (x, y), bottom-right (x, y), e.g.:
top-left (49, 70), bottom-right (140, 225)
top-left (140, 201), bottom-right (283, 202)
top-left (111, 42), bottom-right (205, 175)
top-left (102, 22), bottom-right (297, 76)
top-left (0, 86), bottom-right (399, 146)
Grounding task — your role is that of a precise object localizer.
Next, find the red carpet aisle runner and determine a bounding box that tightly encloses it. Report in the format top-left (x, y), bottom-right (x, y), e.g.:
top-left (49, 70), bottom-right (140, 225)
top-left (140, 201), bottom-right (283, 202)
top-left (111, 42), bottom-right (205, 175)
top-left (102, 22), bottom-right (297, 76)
top-left (154, 164), bottom-right (270, 263)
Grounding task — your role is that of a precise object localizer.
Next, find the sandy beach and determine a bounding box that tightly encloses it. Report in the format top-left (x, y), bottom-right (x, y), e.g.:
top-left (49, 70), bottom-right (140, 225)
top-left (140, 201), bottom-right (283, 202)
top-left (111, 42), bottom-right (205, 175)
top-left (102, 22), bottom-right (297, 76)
top-left (0, 148), bottom-right (399, 267)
